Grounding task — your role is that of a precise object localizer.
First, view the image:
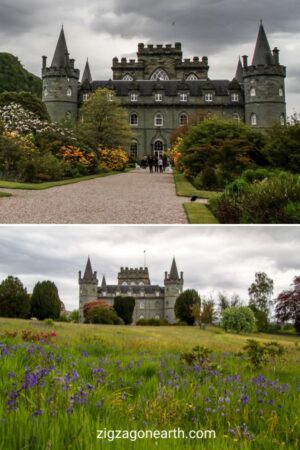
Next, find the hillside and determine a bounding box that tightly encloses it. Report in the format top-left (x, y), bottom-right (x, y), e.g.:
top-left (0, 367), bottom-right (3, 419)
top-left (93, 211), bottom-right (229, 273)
top-left (0, 53), bottom-right (42, 97)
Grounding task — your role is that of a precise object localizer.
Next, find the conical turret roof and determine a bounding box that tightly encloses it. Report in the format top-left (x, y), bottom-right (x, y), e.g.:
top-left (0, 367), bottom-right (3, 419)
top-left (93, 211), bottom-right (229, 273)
top-left (101, 275), bottom-right (107, 289)
top-left (235, 57), bottom-right (243, 83)
top-left (51, 26), bottom-right (69, 68)
top-left (169, 257), bottom-right (179, 280)
top-left (83, 257), bottom-right (93, 280)
top-left (252, 22), bottom-right (272, 66)
top-left (82, 59), bottom-right (92, 83)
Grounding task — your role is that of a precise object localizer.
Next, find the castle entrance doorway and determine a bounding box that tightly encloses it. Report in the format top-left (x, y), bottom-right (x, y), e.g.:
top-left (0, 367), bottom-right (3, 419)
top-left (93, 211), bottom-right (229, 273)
top-left (153, 140), bottom-right (164, 159)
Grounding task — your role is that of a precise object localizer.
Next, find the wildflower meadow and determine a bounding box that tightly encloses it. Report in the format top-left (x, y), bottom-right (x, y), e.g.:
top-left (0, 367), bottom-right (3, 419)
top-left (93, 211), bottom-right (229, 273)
top-left (0, 319), bottom-right (299, 449)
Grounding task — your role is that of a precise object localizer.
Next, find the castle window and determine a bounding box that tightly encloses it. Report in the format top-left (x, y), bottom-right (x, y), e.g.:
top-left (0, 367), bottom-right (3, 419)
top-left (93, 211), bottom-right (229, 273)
top-left (83, 93), bottom-right (89, 102)
top-left (102, 291), bottom-right (107, 296)
top-left (179, 113), bottom-right (188, 126)
top-left (186, 73), bottom-right (198, 81)
top-left (66, 87), bottom-right (72, 97)
top-left (155, 315), bottom-right (160, 320)
top-left (231, 93), bottom-right (239, 102)
top-left (251, 113), bottom-right (257, 126)
top-left (122, 281), bottom-right (128, 286)
top-left (279, 87), bottom-right (284, 97)
top-left (123, 74), bottom-right (133, 81)
top-left (140, 302), bottom-right (145, 309)
top-left (130, 113), bottom-right (138, 126)
top-left (107, 92), bottom-right (114, 102)
top-left (154, 113), bottom-right (163, 127)
top-left (150, 68), bottom-right (169, 81)
top-left (43, 87), bottom-right (48, 97)
top-left (131, 93), bottom-right (138, 102)
top-left (280, 114), bottom-right (285, 126)
top-left (139, 315), bottom-right (144, 319)
top-left (155, 93), bottom-right (163, 102)
top-left (154, 140), bottom-right (164, 155)
top-left (250, 87), bottom-right (256, 97)
top-left (205, 93), bottom-right (213, 102)
top-left (179, 93), bottom-right (188, 102)
top-left (130, 141), bottom-right (138, 159)
top-left (155, 291), bottom-right (160, 297)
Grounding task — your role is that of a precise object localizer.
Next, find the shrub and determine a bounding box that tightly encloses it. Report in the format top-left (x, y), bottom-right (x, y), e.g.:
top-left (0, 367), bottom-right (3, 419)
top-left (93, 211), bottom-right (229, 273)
top-left (175, 289), bottom-right (200, 325)
top-left (264, 123), bottom-right (300, 173)
top-left (222, 306), bottom-right (256, 333)
top-left (113, 296), bottom-right (135, 325)
top-left (243, 339), bottom-right (286, 370)
top-left (193, 167), bottom-right (219, 190)
top-left (180, 346), bottom-right (217, 371)
top-left (98, 147), bottom-right (129, 171)
top-left (0, 91), bottom-right (49, 121)
top-left (136, 318), bottom-right (168, 326)
top-left (211, 172), bottom-right (300, 224)
top-left (85, 306), bottom-right (121, 324)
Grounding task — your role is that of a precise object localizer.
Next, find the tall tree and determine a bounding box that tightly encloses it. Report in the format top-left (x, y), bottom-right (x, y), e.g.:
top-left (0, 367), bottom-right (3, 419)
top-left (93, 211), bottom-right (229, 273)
top-left (0, 276), bottom-right (30, 318)
top-left (77, 88), bottom-right (133, 149)
top-left (30, 281), bottom-right (61, 320)
top-left (113, 296), bottom-right (135, 325)
top-left (275, 276), bottom-right (300, 333)
top-left (248, 272), bottom-right (273, 331)
top-left (175, 289), bottom-right (200, 325)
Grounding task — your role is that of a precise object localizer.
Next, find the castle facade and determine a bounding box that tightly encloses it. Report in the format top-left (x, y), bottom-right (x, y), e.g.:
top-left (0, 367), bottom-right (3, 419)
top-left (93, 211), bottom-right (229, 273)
top-left (78, 257), bottom-right (184, 324)
top-left (42, 23), bottom-right (286, 160)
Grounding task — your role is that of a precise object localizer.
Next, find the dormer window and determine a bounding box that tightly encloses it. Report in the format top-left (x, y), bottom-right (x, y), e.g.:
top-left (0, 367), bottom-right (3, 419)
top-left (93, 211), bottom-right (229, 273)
top-left (155, 93), bottom-right (163, 102)
top-left (179, 93), bottom-right (188, 102)
top-left (66, 87), bottom-right (72, 97)
top-left (231, 93), bottom-right (239, 102)
top-left (250, 87), bottom-right (256, 97)
top-left (186, 73), bottom-right (198, 81)
top-left (83, 93), bottom-right (89, 102)
top-left (123, 74), bottom-right (133, 81)
top-left (205, 93), bottom-right (213, 102)
top-left (150, 68), bottom-right (169, 81)
top-left (131, 93), bottom-right (138, 102)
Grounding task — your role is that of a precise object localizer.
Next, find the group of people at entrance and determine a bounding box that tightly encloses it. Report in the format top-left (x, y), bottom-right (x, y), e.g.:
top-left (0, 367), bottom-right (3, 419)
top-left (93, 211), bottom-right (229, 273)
top-left (141, 155), bottom-right (169, 173)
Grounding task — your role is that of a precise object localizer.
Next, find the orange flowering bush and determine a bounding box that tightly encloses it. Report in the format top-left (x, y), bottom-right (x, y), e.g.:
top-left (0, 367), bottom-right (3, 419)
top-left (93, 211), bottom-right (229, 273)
top-left (58, 145), bottom-right (98, 176)
top-left (167, 137), bottom-right (186, 173)
top-left (98, 147), bottom-right (129, 171)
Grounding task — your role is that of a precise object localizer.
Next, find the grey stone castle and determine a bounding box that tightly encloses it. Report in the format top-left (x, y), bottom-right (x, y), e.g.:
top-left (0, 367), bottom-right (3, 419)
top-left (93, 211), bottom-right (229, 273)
top-left (42, 22), bottom-right (286, 160)
top-left (78, 257), bottom-right (184, 323)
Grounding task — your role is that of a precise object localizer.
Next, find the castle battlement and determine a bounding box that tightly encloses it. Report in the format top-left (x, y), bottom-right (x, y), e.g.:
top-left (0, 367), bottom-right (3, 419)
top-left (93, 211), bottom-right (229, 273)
top-left (138, 42), bottom-right (182, 53)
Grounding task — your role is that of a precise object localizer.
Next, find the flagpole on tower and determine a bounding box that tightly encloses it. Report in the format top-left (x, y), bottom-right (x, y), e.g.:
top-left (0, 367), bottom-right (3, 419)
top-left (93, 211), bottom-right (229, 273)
top-left (144, 250), bottom-right (146, 269)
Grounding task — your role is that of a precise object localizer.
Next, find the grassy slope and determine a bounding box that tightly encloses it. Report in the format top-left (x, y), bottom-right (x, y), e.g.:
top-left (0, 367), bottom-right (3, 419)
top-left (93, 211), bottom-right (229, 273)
top-left (0, 192), bottom-right (11, 197)
top-left (183, 203), bottom-right (219, 224)
top-left (173, 171), bottom-right (220, 200)
top-left (0, 172), bottom-right (123, 191)
top-left (0, 318), bottom-right (298, 352)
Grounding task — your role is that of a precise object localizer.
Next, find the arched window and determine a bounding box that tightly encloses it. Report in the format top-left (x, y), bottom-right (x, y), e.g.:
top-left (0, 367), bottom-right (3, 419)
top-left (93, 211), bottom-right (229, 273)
top-left (179, 113), bottom-right (188, 126)
top-left (150, 68), bottom-right (169, 81)
top-left (43, 87), bottom-right (48, 97)
top-left (66, 87), bottom-right (72, 97)
top-left (139, 315), bottom-right (144, 319)
top-left (130, 141), bottom-right (138, 159)
top-left (280, 114), bottom-right (285, 126)
top-left (122, 281), bottom-right (128, 286)
top-left (154, 113), bottom-right (163, 126)
top-left (250, 87), bottom-right (256, 97)
top-left (251, 113), bottom-right (257, 126)
top-left (123, 74), bottom-right (133, 81)
top-left (155, 315), bottom-right (160, 320)
top-left (130, 113), bottom-right (138, 126)
top-left (279, 87), bottom-right (284, 97)
top-left (154, 140), bottom-right (164, 153)
top-left (186, 73), bottom-right (198, 81)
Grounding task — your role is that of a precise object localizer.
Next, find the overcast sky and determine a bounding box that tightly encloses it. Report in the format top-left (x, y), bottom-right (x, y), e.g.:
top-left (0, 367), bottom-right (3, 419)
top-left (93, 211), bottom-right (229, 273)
top-left (0, 225), bottom-right (298, 313)
top-left (0, 0), bottom-right (299, 115)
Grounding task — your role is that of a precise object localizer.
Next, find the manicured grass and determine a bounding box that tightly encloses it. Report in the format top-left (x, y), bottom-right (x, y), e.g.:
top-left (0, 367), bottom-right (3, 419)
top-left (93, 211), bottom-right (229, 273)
top-left (0, 191), bottom-right (12, 198)
top-left (0, 171), bottom-right (123, 191)
top-left (184, 203), bottom-right (219, 224)
top-left (1, 318), bottom-right (299, 450)
top-left (173, 170), bottom-right (220, 200)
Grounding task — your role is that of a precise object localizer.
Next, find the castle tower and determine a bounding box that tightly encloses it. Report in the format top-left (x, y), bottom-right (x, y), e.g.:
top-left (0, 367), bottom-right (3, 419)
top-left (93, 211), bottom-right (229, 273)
top-left (242, 22), bottom-right (286, 128)
top-left (42, 27), bottom-right (80, 123)
top-left (78, 257), bottom-right (98, 322)
top-left (164, 257), bottom-right (184, 324)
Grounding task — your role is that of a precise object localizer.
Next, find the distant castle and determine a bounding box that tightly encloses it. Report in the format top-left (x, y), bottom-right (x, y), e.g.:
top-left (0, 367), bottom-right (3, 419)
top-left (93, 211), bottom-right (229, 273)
top-left (78, 257), bottom-right (184, 323)
top-left (42, 22), bottom-right (286, 159)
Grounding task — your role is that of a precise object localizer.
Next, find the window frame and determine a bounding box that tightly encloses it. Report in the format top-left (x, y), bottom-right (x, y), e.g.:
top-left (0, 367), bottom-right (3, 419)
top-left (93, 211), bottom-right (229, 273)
top-left (154, 113), bottom-right (163, 127)
top-left (204, 93), bottom-right (213, 102)
top-left (130, 113), bottom-right (138, 126)
top-left (131, 93), bottom-right (138, 102)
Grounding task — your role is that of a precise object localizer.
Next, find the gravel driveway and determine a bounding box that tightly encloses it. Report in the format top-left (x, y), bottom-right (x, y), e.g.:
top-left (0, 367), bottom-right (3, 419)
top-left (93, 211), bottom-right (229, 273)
top-left (0, 171), bottom-right (187, 224)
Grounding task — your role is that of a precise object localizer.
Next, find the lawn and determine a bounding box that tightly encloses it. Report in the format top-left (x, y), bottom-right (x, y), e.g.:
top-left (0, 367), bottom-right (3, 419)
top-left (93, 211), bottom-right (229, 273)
top-left (0, 191), bottom-right (11, 198)
top-left (0, 318), bottom-right (299, 450)
top-left (0, 171), bottom-right (125, 191)
top-left (184, 203), bottom-right (219, 224)
top-left (173, 171), bottom-right (220, 200)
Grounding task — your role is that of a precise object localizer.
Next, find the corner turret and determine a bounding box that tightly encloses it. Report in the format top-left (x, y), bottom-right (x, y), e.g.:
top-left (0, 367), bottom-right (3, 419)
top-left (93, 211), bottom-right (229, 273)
top-left (164, 257), bottom-right (184, 323)
top-left (78, 257), bottom-right (98, 322)
top-left (42, 27), bottom-right (80, 123)
top-left (242, 22), bottom-right (286, 128)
